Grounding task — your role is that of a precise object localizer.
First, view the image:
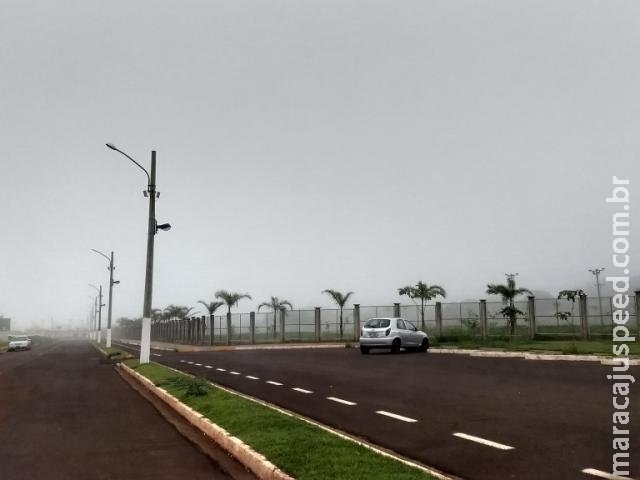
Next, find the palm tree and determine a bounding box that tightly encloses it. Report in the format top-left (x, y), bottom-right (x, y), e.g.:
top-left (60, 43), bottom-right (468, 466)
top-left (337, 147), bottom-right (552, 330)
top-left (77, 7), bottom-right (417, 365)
top-left (214, 290), bottom-right (252, 316)
top-left (163, 305), bottom-right (195, 320)
top-left (258, 297), bottom-right (293, 335)
top-left (486, 275), bottom-right (532, 338)
top-left (197, 300), bottom-right (224, 316)
top-left (398, 282), bottom-right (447, 329)
top-left (322, 289), bottom-right (354, 338)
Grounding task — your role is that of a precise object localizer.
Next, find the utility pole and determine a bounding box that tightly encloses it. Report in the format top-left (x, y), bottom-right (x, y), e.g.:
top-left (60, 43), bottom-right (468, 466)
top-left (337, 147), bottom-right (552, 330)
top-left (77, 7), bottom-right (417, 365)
top-left (589, 268), bottom-right (605, 327)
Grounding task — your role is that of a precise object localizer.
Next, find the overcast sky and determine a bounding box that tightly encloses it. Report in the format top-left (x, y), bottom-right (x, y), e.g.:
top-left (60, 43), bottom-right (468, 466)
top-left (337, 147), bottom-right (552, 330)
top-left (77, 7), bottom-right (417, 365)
top-left (1, 0), bottom-right (638, 329)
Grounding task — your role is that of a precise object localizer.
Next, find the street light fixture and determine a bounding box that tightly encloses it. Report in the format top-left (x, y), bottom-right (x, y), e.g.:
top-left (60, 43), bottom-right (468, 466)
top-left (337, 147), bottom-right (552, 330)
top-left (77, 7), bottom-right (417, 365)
top-left (106, 143), bottom-right (171, 364)
top-left (91, 249), bottom-right (119, 348)
top-left (589, 267), bottom-right (606, 327)
top-left (88, 284), bottom-right (105, 343)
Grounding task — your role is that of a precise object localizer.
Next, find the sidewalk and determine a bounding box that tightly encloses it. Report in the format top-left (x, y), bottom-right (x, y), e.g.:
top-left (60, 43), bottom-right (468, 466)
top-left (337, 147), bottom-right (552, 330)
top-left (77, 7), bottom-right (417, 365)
top-left (0, 339), bottom-right (233, 480)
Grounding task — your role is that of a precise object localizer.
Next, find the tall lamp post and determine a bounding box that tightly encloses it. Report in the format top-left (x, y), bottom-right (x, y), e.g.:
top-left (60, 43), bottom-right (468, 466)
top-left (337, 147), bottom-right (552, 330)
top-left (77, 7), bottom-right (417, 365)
top-left (89, 284), bottom-right (104, 343)
top-left (91, 249), bottom-right (119, 348)
top-left (589, 267), bottom-right (605, 327)
top-left (105, 143), bottom-right (171, 364)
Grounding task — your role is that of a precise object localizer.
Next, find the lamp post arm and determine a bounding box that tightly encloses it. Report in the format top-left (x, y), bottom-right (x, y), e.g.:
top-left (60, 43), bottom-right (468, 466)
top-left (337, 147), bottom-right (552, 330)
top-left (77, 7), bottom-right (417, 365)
top-left (106, 144), bottom-right (151, 186)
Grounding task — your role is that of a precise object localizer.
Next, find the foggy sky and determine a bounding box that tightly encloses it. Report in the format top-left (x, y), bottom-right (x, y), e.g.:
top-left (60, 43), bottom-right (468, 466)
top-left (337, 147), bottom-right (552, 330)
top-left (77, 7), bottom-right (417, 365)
top-left (1, 0), bottom-right (638, 329)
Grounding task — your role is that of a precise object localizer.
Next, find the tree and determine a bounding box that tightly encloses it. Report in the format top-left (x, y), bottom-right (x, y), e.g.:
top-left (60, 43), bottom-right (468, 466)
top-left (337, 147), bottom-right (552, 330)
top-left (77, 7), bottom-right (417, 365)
top-left (258, 297), bottom-right (293, 335)
top-left (214, 290), bottom-right (252, 317)
top-left (486, 275), bottom-right (532, 338)
top-left (398, 282), bottom-right (447, 330)
top-left (197, 300), bottom-right (224, 316)
top-left (163, 305), bottom-right (195, 320)
top-left (322, 289), bottom-right (354, 338)
top-left (556, 289), bottom-right (586, 340)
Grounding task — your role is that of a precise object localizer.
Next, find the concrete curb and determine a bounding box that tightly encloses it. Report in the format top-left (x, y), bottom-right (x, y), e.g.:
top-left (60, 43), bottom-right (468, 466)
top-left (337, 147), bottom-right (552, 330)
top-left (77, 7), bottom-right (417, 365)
top-left (118, 363), bottom-right (294, 480)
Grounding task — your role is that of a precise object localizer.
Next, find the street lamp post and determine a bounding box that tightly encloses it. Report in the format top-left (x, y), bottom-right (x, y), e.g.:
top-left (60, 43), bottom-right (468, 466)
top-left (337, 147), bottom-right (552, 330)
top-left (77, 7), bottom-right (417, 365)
top-left (589, 268), bottom-right (606, 327)
top-left (89, 284), bottom-right (104, 343)
top-left (106, 143), bottom-right (170, 364)
top-left (92, 249), bottom-right (119, 348)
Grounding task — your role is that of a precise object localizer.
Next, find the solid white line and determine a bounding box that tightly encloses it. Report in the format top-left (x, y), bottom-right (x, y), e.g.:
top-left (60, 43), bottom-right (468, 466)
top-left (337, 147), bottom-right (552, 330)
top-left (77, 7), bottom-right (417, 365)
top-left (230, 371), bottom-right (241, 375)
top-left (327, 396), bottom-right (357, 406)
top-left (292, 387), bottom-right (313, 394)
top-left (453, 432), bottom-right (514, 450)
top-left (216, 368), bottom-right (226, 372)
top-left (205, 365), bottom-right (213, 369)
top-left (266, 381), bottom-right (283, 386)
top-left (246, 375), bottom-right (259, 380)
top-left (376, 410), bottom-right (418, 423)
top-left (582, 468), bottom-right (634, 480)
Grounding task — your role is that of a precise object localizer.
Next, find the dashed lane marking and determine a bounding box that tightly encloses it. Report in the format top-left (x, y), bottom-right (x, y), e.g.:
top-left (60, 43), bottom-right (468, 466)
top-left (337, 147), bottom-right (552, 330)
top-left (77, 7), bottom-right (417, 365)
top-left (453, 432), bottom-right (514, 450)
top-left (582, 468), bottom-right (636, 480)
top-left (376, 411), bottom-right (418, 423)
top-left (327, 396), bottom-right (357, 406)
top-left (266, 381), bottom-right (283, 386)
top-left (292, 388), bottom-right (313, 394)
top-left (230, 371), bottom-right (241, 375)
top-left (216, 368), bottom-right (226, 372)
top-left (246, 376), bottom-right (259, 380)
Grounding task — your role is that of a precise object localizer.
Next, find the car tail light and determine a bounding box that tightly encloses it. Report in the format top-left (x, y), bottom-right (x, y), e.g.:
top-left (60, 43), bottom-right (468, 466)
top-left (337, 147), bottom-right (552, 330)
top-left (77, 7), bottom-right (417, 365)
top-left (385, 328), bottom-right (391, 336)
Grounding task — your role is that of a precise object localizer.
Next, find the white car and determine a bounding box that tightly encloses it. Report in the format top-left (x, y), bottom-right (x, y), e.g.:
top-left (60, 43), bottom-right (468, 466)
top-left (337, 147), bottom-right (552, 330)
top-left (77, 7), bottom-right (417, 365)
top-left (8, 335), bottom-right (32, 352)
top-left (359, 317), bottom-right (429, 354)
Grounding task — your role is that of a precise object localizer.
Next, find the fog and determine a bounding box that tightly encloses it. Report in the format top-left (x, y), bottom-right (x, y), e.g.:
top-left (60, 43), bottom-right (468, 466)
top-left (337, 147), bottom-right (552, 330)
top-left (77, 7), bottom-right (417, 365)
top-left (1, 0), bottom-right (638, 329)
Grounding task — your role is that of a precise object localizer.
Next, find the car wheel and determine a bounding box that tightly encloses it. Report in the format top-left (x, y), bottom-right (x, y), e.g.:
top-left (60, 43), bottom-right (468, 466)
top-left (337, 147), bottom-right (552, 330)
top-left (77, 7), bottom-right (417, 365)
top-left (391, 338), bottom-right (401, 354)
top-left (360, 346), bottom-right (370, 355)
top-left (419, 338), bottom-right (429, 353)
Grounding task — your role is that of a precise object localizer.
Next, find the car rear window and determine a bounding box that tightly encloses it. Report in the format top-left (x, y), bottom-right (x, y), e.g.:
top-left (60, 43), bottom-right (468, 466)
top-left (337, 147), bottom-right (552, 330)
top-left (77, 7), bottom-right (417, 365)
top-left (364, 318), bottom-right (390, 328)
top-left (11, 336), bottom-right (28, 341)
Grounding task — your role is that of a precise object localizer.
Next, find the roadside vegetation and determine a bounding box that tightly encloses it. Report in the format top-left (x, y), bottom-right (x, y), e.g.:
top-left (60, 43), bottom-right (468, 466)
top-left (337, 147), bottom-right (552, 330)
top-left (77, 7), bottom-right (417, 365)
top-left (125, 360), bottom-right (436, 480)
top-left (432, 337), bottom-right (640, 355)
top-left (92, 343), bottom-right (133, 361)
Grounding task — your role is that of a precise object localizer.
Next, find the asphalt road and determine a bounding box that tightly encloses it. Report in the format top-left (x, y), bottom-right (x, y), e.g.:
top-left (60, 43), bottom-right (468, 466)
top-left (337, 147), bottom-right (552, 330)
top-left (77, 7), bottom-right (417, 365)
top-left (115, 341), bottom-right (640, 480)
top-left (0, 339), bottom-right (233, 480)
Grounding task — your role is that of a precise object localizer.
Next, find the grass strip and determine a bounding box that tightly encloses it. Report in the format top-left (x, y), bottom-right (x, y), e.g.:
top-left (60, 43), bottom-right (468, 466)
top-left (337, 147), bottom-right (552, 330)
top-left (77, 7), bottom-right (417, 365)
top-left (124, 359), bottom-right (437, 480)
top-left (433, 338), bottom-right (640, 355)
top-left (92, 342), bottom-right (134, 361)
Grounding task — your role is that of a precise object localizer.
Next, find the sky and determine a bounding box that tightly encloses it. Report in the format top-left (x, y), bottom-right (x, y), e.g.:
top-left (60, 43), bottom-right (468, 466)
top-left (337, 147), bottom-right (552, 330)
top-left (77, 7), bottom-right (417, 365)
top-left (1, 0), bottom-right (638, 329)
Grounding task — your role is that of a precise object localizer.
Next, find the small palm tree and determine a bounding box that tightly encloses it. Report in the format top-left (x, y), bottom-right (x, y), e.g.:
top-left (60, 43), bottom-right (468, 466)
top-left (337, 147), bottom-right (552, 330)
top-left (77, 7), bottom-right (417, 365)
top-left (163, 305), bottom-right (195, 320)
top-left (214, 290), bottom-right (252, 316)
top-left (258, 297), bottom-right (293, 335)
top-left (322, 289), bottom-right (354, 338)
top-left (398, 282), bottom-right (447, 329)
top-left (197, 300), bottom-right (224, 316)
top-left (486, 275), bottom-right (532, 338)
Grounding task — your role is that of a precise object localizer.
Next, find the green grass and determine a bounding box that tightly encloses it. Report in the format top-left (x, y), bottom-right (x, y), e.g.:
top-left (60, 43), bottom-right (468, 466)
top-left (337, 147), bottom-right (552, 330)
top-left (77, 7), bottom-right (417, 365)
top-left (92, 343), bottom-right (133, 361)
top-left (124, 360), bottom-right (435, 480)
top-left (432, 338), bottom-right (640, 355)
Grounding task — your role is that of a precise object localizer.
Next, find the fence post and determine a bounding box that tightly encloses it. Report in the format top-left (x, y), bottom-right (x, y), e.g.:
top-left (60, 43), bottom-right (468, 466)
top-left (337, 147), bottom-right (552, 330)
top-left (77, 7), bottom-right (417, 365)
top-left (353, 304), bottom-right (360, 342)
top-left (393, 303), bottom-right (400, 317)
top-left (635, 291), bottom-right (640, 335)
top-left (315, 307), bottom-right (321, 342)
top-left (579, 293), bottom-right (589, 340)
top-left (280, 308), bottom-right (286, 343)
top-left (209, 315), bottom-right (214, 345)
top-left (527, 296), bottom-right (536, 340)
top-left (435, 302), bottom-right (443, 338)
top-left (250, 311), bottom-right (255, 344)
top-left (479, 299), bottom-right (487, 340)
top-left (201, 316), bottom-right (205, 344)
top-left (226, 312), bottom-right (231, 345)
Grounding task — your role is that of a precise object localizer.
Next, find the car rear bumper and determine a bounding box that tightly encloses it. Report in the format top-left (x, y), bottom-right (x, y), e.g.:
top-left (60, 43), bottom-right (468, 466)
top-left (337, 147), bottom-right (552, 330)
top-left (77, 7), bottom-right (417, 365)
top-left (359, 337), bottom-right (395, 347)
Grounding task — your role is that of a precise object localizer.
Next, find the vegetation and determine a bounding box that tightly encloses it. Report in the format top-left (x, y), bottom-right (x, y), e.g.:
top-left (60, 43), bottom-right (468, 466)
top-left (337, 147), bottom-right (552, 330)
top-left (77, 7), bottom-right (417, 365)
top-left (197, 300), bottom-right (224, 316)
top-left (258, 297), bottom-right (293, 335)
top-left (215, 290), bottom-right (252, 317)
top-left (398, 282), bottom-right (446, 330)
top-left (486, 275), bottom-right (532, 338)
top-left (126, 360), bottom-right (435, 480)
top-left (322, 289), bottom-right (354, 338)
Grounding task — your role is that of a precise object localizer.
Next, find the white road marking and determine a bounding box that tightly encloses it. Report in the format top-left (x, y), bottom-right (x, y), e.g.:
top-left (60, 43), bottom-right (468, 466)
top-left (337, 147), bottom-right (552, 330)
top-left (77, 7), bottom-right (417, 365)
top-left (582, 468), bottom-right (634, 480)
top-left (292, 387), bottom-right (313, 394)
top-left (246, 375), bottom-right (259, 380)
top-left (179, 360), bottom-right (186, 363)
top-left (205, 365), bottom-right (213, 369)
top-left (216, 368), bottom-right (226, 372)
top-left (152, 353), bottom-right (162, 357)
top-left (230, 371), bottom-right (241, 375)
top-left (327, 396), bottom-right (357, 406)
top-left (187, 361), bottom-right (194, 365)
top-left (194, 363), bottom-right (202, 366)
top-left (376, 411), bottom-right (418, 423)
top-left (266, 381), bottom-right (283, 386)
top-left (453, 432), bottom-right (514, 450)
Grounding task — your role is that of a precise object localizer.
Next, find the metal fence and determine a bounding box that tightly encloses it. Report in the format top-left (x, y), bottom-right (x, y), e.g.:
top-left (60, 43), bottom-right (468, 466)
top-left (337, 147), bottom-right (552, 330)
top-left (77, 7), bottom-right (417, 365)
top-left (134, 294), bottom-right (639, 345)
